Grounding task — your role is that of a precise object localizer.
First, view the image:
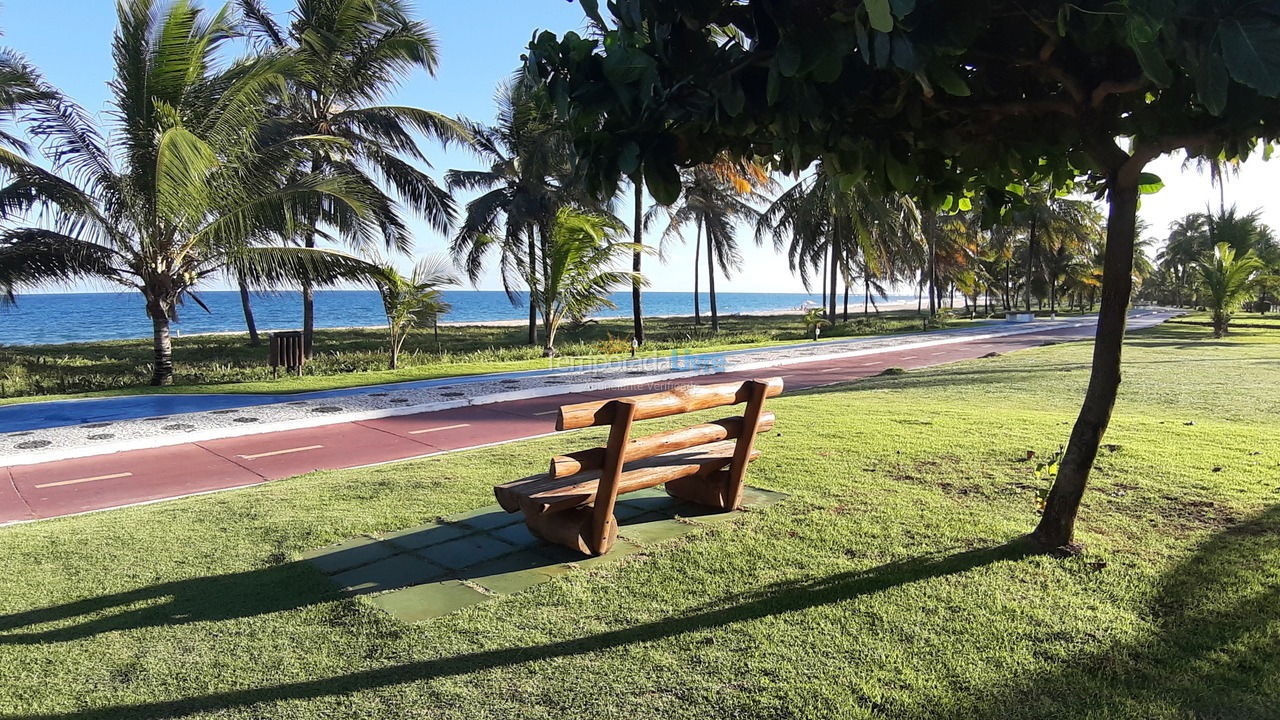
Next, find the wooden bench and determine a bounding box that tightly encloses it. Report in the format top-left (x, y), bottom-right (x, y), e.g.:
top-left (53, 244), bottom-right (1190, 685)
top-left (494, 377), bottom-right (784, 556)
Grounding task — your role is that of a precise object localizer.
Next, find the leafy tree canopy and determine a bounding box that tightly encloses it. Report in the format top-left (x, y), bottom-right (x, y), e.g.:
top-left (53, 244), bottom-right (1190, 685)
top-left (527, 0), bottom-right (1280, 207)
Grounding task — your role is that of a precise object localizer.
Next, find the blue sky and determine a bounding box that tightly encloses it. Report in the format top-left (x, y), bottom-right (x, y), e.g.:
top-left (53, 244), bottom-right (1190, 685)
top-left (1, 1), bottom-right (1275, 296)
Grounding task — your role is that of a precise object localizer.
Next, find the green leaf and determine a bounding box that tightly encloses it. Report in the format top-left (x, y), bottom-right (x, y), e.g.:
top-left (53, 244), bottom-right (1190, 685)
top-left (1132, 39), bottom-right (1172, 87)
top-left (776, 37), bottom-right (802, 77)
top-left (888, 0), bottom-right (915, 15)
top-left (643, 156), bottom-right (681, 205)
top-left (958, 196), bottom-right (972, 211)
top-left (618, 141), bottom-right (640, 175)
top-left (884, 152), bottom-right (915, 191)
top-left (1137, 172), bottom-right (1164, 194)
top-left (891, 35), bottom-right (918, 72)
top-left (1220, 19), bottom-right (1280, 97)
top-left (932, 65), bottom-right (971, 97)
top-left (766, 67), bottom-right (782, 105)
top-left (865, 0), bottom-right (894, 34)
top-left (1195, 51), bottom-right (1229, 115)
top-left (722, 83), bottom-right (745, 116)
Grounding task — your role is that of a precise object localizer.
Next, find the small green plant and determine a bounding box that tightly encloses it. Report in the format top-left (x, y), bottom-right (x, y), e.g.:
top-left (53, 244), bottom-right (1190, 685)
top-left (926, 308), bottom-right (956, 329)
top-left (1034, 445), bottom-right (1066, 512)
top-left (802, 308), bottom-right (831, 340)
top-left (594, 333), bottom-right (631, 355)
top-left (879, 366), bottom-right (906, 376)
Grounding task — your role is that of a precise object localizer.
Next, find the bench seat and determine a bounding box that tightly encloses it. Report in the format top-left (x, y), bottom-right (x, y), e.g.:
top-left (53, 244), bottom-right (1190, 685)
top-left (495, 440), bottom-right (761, 514)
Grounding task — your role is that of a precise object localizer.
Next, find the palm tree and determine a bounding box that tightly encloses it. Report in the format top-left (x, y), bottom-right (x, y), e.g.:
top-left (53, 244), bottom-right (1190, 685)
top-left (1197, 242), bottom-right (1264, 337)
top-left (1008, 185), bottom-right (1102, 312)
top-left (759, 165), bottom-right (919, 323)
top-left (659, 160), bottom-right (771, 332)
top-left (1182, 154), bottom-right (1239, 215)
top-left (1158, 213), bottom-right (1210, 306)
top-left (535, 206), bottom-right (643, 356)
top-left (238, 0), bottom-right (464, 357)
top-left (372, 255), bottom-right (455, 369)
top-left (447, 80), bottom-right (571, 346)
top-left (0, 0), bottom-right (381, 385)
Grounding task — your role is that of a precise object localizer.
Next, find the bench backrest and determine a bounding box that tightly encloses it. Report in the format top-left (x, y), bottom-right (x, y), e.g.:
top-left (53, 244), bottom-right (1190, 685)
top-left (555, 377), bottom-right (784, 552)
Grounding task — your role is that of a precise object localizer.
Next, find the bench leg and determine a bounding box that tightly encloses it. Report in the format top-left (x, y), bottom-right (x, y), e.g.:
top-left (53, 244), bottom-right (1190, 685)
top-left (665, 469), bottom-right (739, 511)
top-left (521, 505), bottom-right (617, 556)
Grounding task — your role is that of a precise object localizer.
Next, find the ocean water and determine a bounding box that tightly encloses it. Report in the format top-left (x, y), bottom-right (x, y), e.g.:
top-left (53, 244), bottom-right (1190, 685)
top-left (0, 290), bottom-right (921, 346)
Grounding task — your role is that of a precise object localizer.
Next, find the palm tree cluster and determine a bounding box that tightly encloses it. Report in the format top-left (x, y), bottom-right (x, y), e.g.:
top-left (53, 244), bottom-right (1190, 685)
top-left (12, 1), bottom-right (1242, 384)
top-left (1142, 207), bottom-right (1280, 324)
top-left (0, 0), bottom-right (461, 383)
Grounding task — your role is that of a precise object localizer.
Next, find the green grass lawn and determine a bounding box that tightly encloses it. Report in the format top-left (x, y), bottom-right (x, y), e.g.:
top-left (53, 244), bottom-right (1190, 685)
top-left (0, 310), bottom-right (971, 404)
top-left (1169, 310), bottom-right (1280, 329)
top-left (2, 323), bottom-right (1277, 719)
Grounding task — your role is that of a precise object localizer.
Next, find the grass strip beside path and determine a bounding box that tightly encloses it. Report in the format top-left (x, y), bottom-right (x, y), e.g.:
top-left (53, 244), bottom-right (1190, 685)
top-left (1, 324), bottom-right (1276, 719)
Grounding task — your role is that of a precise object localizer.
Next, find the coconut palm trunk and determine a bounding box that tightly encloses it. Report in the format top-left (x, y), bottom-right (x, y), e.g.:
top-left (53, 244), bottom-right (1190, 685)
top-left (237, 276), bottom-right (260, 346)
top-left (149, 313), bottom-right (175, 386)
top-left (527, 230), bottom-right (538, 345)
top-left (631, 186), bottom-right (645, 344)
top-left (1025, 216), bottom-right (1038, 311)
top-left (706, 224), bottom-right (719, 332)
top-left (827, 243), bottom-right (838, 323)
top-left (692, 218), bottom-right (702, 324)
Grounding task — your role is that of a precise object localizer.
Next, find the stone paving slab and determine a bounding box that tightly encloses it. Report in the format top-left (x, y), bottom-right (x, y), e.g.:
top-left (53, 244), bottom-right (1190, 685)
top-left (3, 314), bottom-right (1162, 468)
top-left (303, 485), bottom-right (790, 622)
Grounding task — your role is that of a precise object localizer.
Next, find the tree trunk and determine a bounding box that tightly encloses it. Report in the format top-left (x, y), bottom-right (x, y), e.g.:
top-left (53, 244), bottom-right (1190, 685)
top-left (527, 231), bottom-right (539, 346)
top-left (149, 310), bottom-right (174, 387)
top-left (820, 248), bottom-right (828, 315)
top-left (389, 330), bottom-right (399, 370)
top-left (540, 221), bottom-right (554, 353)
top-left (843, 281), bottom-right (849, 322)
top-left (1032, 166), bottom-right (1141, 549)
top-left (707, 225), bottom-right (719, 332)
top-left (302, 235), bottom-right (316, 358)
top-left (693, 218), bottom-right (702, 325)
top-left (631, 185), bottom-right (645, 345)
top-left (1025, 216), bottom-right (1037, 312)
top-left (926, 215), bottom-right (937, 316)
top-left (864, 276), bottom-right (870, 315)
top-left (238, 277), bottom-right (260, 347)
top-left (827, 243), bottom-right (838, 324)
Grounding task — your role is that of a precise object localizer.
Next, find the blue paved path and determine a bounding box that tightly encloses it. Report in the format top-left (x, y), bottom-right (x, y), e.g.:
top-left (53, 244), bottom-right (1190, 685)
top-left (0, 322), bottom-right (1020, 433)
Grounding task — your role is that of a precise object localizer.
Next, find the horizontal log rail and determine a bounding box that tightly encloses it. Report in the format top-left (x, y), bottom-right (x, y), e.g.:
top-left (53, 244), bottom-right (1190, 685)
top-left (495, 440), bottom-right (760, 514)
top-left (556, 377), bottom-right (784, 431)
top-left (549, 412), bottom-right (776, 478)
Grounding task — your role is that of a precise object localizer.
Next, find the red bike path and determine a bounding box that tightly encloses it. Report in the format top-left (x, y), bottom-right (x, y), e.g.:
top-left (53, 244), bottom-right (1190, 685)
top-left (0, 324), bottom-right (1101, 525)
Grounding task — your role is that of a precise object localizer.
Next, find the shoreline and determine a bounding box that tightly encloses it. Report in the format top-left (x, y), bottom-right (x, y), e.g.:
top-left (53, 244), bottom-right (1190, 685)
top-left (171, 300), bottom-right (930, 337)
top-left (7, 300), bottom-right (938, 347)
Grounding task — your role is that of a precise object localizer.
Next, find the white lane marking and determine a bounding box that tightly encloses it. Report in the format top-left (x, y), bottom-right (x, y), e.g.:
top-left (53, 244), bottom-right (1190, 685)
top-left (901, 355), bottom-right (919, 360)
top-left (930, 351), bottom-right (948, 356)
top-left (238, 444), bottom-right (324, 460)
top-left (820, 367), bottom-right (842, 373)
top-left (532, 410), bottom-right (559, 416)
top-left (860, 361), bottom-right (878, 366)
top-left (408, 423), bottom-right (470, 435)
top-left (35, 471), bottom-right (133, 489)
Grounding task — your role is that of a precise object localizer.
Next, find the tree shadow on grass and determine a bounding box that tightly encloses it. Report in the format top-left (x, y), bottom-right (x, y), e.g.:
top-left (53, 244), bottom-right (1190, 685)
top-left (958, 505), bottom-right (1280, 719)
top-left (4, 538), bottom-right (1041, 720)
top-left (0, 561), bottom-right (338, 646)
